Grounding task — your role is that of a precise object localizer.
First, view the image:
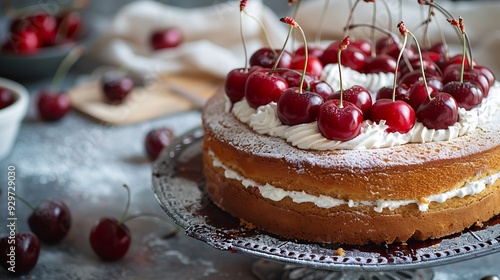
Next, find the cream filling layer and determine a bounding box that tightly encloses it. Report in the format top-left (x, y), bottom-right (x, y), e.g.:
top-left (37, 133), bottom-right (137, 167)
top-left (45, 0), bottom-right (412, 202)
top-left (232, 82), bottom-right (500, 150)
top-left (209, 150), bottom-right (500, 213)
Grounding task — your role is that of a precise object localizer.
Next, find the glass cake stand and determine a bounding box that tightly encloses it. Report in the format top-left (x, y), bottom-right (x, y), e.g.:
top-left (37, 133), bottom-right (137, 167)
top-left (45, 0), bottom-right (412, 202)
top-left (151, 127), bottom-right (500, 280)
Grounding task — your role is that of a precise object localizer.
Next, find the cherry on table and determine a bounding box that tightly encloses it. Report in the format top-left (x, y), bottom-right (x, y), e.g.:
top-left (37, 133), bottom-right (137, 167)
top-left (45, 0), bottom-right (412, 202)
top-left (0, 233), bottom-right (40, 275)
top-left (0, 88), bottom-right (16, 109)
top-left (101, 71), bottom-right (135, 103)
top-left (369, 99), bottom-right (416, 133)
top-left (317, 99), bottom-right (363, 141)
top-left (36, 89), bottom-right (71, 121)
top-left (89, 217), bottom-right (131, 261)
top-left (416, 92), bottom-right (458, 129)
top-left (442, 81), bottom-right (483, 110)
top-left (28, 199), bottom-right (71, 244)
top-left (277, 88), bottom-right (323, 125)
top-left (145, 127), bottom-right (175, 160)
top-left (150, 27), bottom-right (184, 50)
top-left (249, 47), bottom-right (292, 69)
top-left (244, 69), bottom-right (288, 109)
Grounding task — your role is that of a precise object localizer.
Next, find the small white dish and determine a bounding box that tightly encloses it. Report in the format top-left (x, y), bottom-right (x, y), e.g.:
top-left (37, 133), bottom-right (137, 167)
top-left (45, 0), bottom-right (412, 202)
top-left (0, 77), bottom-right (29, 160)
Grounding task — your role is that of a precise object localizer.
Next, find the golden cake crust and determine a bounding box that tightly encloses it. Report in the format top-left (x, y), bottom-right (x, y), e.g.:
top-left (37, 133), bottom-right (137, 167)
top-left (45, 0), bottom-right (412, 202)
top-left (202, 90), bottom-right (500, 244)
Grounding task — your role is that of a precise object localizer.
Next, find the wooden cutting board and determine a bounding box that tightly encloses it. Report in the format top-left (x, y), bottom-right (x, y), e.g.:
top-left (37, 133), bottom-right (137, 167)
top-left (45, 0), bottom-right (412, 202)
top-left (68, 72), bottom-right (223, 125)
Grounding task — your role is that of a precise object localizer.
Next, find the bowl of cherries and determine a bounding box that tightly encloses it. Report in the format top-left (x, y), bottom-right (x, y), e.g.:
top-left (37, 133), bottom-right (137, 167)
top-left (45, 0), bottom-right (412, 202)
top-left (0, 77), bottom-right (29, 160)
top-left (0, 8), bottom-right (89, 81)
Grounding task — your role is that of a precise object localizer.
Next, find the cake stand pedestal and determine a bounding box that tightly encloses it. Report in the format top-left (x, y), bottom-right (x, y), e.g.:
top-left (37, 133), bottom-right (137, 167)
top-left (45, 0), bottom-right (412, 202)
top-left (152, 127), bottom-right (500, 280)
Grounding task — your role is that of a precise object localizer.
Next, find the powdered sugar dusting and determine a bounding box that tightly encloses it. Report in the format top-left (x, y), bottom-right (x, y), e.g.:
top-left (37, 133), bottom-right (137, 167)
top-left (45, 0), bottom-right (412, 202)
top-left (203, 89), bottom-right (500, 170)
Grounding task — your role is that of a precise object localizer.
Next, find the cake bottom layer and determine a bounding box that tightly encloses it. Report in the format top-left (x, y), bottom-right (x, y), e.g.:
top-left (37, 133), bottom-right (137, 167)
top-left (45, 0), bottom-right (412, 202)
top-left (203, 151), bottom-right (500, 245)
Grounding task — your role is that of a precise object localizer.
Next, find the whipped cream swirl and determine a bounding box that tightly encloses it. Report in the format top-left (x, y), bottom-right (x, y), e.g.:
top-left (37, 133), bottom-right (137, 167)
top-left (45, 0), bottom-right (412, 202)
top-left (232, 69), bottom-right (500, 150)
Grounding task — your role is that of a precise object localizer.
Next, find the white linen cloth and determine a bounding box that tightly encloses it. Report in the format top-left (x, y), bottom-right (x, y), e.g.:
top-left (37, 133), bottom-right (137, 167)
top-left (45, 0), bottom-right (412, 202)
top-left (90, 0), bottom-right (500, 79)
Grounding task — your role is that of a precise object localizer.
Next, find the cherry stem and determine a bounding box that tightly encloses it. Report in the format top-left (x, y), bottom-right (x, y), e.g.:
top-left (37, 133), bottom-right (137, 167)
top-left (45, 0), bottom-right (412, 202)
top-left (118, 184), bottom-right (131, 225)
top-left (13, 194), bottom-right (35, 211)
top-left (121, 212), bottom-right (173, 225)
top-left (370, 0), bottom-right (376, 57)
top-left (279, 17), bottom-right (308, 93)
top-left (338, 36), bottom-right (350, 108)
top-left (342, 0), bottom-right (361, 38)
top-left (314, 0), bottom-right (330, 46)
top-left (401, 23), bottom-right (432, 100)
top-left (239, 1), bottom-right (249, 71)
top-left (243, 10), bottom-right (276, 55)
top-left (51, 46), bottom-right (84, 91)
top-left (392, 33), bottom-right (408, 102)
top-left (418, 0), bottom-right (473, 66)
top-left (271, 24), bottom-right (293, 72)
top-left (289, 0), bottom-right (302, 52)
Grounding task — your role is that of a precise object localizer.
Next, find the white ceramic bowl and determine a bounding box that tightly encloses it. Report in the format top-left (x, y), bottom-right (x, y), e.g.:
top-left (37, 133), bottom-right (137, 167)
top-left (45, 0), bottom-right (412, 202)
top-left (0, 77), bottom-right (29, 160)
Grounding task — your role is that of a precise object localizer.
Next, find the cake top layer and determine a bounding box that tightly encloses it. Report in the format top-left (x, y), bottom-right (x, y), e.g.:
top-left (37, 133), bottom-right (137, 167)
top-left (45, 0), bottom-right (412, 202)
top-left (203, 89), bottom-right (500, 170)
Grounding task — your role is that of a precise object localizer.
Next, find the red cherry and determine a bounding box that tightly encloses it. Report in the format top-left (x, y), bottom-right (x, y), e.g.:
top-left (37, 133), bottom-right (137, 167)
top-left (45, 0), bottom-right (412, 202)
top-left (427, 42), bottom-right (448, 60)
top-left (363, 54), bottom-right (397, 74)
top-left (407, 80), bottom-right (440, 111)
top-left (0, 88), bottom-right (16, 109)
top-left (30, 13), bottom-right (58, 46)
top-left (150, 27), bottom-right (183, 50)
top-left (144, 127), bottom-right (175, 160)
top-left (352, 39), bottom-right (372, 57)
top-left (291, 55), bottom-right (324, 78)
top-left (375, 36), bottom-right (394, 54)
top-left (245, 69), bottom-right (288, 108)
top-left (2, 29), bottom-right (40, 54)
top-left (475, 65), bottom-right (495, 87)
top-left (277, 88), bottom-right (323, 125)
top-left (317, 99), bottom-right (363, 141)
top-left (37, 90), bottom-right (71, 121)
top-left (294, 45), bottom-right (324, 58)
top-left (442, 65), bottom-right (490, 97)
top-left (57, 11), bottom-right (83, 41)
top-left (101, 72), bottom-right (135, 102)
top-left (225, 68), bottom-right (254, 103)
top-left (249, 48), bottom-right (292, 69)
top-left (380, 43), bottom-right (416, 61)
top-left (329, 85), bottom-right (372, 118)
top-left (369, 99), bottom-right (416, 133)
top-left (320, 41), bottom-right (366, 72)
top-left (398, 69), bottom-right (442, 88)
top-left (280, 70), bottom-right (314, 88)
top-left (0, 233), bottom-right (40, 275)
top-left (441, 81), bottom-right (483, 110)
top-left (309, 79), bottom-right (334, 101)
top-left (399, 56), bottom-right (441, 77)
top-left (416, 92), bottom-right (458, 129)
top-left (440, 54), bottom-right (477, 73)
top-left (375, 85), bottom-right (409, 102)
top-left (89, 217), bottom-right (131, 261)
top-left (28, 200), bottom-right (71, 244)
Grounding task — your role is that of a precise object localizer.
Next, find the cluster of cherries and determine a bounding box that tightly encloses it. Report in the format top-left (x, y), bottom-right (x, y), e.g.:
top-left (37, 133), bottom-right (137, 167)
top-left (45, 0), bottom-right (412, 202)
top-left (2, 10), bottom-right (83, 55)
top-left (225, 9), bottom-right (495, 141)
